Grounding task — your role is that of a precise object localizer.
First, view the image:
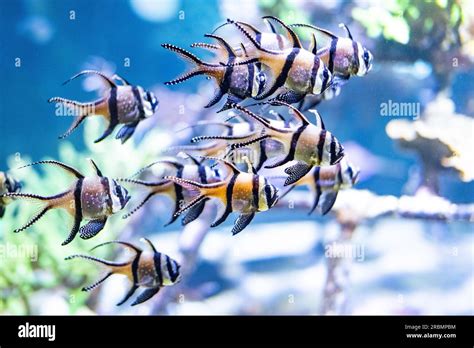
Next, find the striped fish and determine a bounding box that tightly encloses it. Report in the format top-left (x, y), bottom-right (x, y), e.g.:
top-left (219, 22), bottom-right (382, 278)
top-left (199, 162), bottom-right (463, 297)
top-left (120, 155), bottom-right (222, 226)
top-left (279, 158), bottom-right (360, 215)
top-left (162, 34), bottom-right (266, 112)
top-left (291, 23), bottom-right (373, 78)
top-left (165, 157), bottom-right (279, 235)
top-left (66, 239), bottom-right (181, 306)
top-left (225, 102), bottom-right (345, 186)
top-left (1, 159), bottom-right (130, 245)
top-left (48, 70), bottom-right (158, 143)
top-left (226, 16), bottom-right (333, 104)
top-left (190, 113), bottom-right (292, 171)
top-left (0, 171), bottom-right (22, 218)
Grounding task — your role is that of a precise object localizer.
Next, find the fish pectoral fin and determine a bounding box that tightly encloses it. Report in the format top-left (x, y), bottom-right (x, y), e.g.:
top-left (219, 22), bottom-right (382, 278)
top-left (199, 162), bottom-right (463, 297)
top-left (210, 201), bottom-right (232, 228)
top-left (116, 122), bottom-right (139, 144)
top-left (232, 212), bottom-right (255, 235)
top-left (131, 287), bottom-right (161, 306)
top-left (284, 162), bottom-right (311, 186)
top-left (79, 218), bottom-right (107, 240)
top-left (319, 190), bottom-right (338, 215)
top-left (116, 284), bottom-right (139, 306)
top-left (182, 198), bottom-right (209, 226)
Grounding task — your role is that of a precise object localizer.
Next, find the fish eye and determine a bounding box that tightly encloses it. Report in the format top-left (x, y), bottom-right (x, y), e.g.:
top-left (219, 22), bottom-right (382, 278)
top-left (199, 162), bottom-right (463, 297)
top-left (363, 51), bottom-right (370, 65)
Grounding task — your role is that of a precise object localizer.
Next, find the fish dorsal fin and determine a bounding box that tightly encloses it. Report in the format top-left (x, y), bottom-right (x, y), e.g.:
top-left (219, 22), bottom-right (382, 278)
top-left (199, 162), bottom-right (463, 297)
top-left (183, 152), bottom-right (202, 166)
top-left (307, 109), bottom-right (325, 130)
top-left (236, 21), bottom-right (262, 36)
top-left (112, 74), bottom-right (131, 86)
top-left (88, 158), bottom-right (103, 177)
top-left (141, 238), bottom-right (158, 253)
top-left (309, 33), bottom-right (318, 55)
top-left (263, 17), bottom-right (278, 34)
top-left (339, 23), bottom-right (353, 40)
top-left (90, 240), bottom-right (142, 255)
top-left (226, 19), bottom-right (277, 55)
top-left (267, 100), bottom-right (310, 126)
top-left (204, 34), bottom-right (236, 60)
top-left (200, 156), bottom-right (241, 174)
top-left (262, 16), bottom-right (302, 49)
top-left (62, 70), bottom-right (117, 89)
top-left (19, 160), bottom-right (85, 179)
top-left (290, 23), bottom-right (338, 40)
top-left (229, 103), bottom-right (291, 134)
top-left (212, 20), bottom-right (262, 36)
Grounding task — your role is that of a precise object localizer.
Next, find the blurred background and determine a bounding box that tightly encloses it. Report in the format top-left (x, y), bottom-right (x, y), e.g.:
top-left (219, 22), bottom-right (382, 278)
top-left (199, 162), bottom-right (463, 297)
top-left (0, 0), bottom-right (473, 315)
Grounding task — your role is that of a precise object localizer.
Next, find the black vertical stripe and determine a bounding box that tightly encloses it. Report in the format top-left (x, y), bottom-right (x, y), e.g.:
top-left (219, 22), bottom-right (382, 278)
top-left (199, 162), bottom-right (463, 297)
top-left (108, 88), bottom-right (119, 125)
top-left (328, 38), bottom-right (338, 73)
top-left (153, 252), bottom-right (163, 286)
top-left (74, 179), bottom-right (83, 222)
top-left (352, 41), bottom-right (360, 73)
top-left (226, 174), bottom-right (238, 214)
top-left (175, 166), bottom-right (185, 213)
top-left (198, 165), bottom-right (207, 184)
top-left (330, 134), bottom-right (337, 164)
top-left (165, 255), bottom-right (176, 282)
top-left (264, 178), bottom-right (272, 207)
top-left (259, 49), bottom-right (298, 99)
top-left (317, 129), bottom-right (327, 164)
top-left (132, 86), bottom-right (145, 119)
top-left (287, 124), bottom-right (308, 162)
top-left (251, 175), bottom-right (259, 209)
top-left (220, 56), bottom-right (234, 95)
top-left (131, 251), bottom-right (142, 285)
top-left (310, 54), bottom-right (320, 92)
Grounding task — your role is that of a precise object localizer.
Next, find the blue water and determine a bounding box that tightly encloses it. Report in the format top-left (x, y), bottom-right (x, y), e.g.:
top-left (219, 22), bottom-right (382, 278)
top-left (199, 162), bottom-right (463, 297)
top-left (1, 0), bottom-right (473, 204)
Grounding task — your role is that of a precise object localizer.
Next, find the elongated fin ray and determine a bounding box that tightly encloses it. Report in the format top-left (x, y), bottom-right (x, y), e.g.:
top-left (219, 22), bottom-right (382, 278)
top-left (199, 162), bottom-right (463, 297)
top-left (62, 70), bottom-right (117, 89)
top-left (262, 16), bottom-right (302, 48)
top-left (18, 160), bottom-right (84, 179)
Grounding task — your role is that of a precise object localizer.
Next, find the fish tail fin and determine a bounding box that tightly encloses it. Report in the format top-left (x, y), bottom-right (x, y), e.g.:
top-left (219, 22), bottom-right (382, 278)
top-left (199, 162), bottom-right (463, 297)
top-left (118, 179), bottom-right (170, 219)
top-left (162, 44), bottom-right (221, 85)
top-left (65, 254), bottom-right (133, 291)
top-left (164, 176), bottom-right (225, 217)
top-left (48, 97), bottom-right (98, 139)
top-left (4, 192), bottom-right (70, 233)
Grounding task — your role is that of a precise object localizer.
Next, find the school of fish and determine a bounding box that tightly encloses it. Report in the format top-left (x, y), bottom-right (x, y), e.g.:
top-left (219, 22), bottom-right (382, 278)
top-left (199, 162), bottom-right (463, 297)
top-left (0, 16), bottom-right (371, 306)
